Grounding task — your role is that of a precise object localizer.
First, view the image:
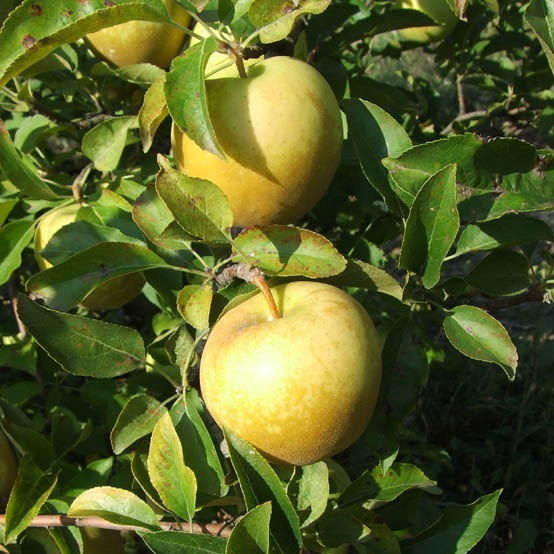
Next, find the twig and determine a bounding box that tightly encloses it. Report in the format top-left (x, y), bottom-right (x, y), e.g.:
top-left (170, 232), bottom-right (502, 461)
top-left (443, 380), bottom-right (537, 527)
top-left (472, 287), bottom-right (548, 311)
top-left (215, 263), bottom-right (281, 320)
top-left (0, 515), bottom-right (231, 538)
top-left (71, 163), bottom-right (92, 205)
top-left (7, 278), bottom-right (26, 338)
top-left (456, 74), bottom-right (466, 115)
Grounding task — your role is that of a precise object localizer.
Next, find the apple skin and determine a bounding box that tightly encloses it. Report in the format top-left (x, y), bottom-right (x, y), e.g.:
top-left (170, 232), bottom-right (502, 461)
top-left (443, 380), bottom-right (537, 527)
top-left (86, 0), bottom-right (191, 69)
top-left (200, 281), bottom-right (382, 466)
top-left (0, 430), bottom-right (17, 499)
top-left (395, 0), bottom-right (457, 43)
top-left (34, 204), bottom-right (145, 311)
top-left (171, 56), bottom-right (343, 227)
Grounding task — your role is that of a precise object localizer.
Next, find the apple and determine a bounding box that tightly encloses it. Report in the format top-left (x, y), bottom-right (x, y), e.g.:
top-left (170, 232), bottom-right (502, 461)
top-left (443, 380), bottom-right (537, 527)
top-left (0, 430), bottom-right (17, 499)
top-left (200, 281), bottom-right (382, 466)
top-left (34, 204), bottom-right (145, 311)
top-left (86, 0), bottom-right (191, 69)
top-left (395, 0), bottom-right (457, 43)
top-left (171, 56), bottom-right (343, 227)
top-left (81, 527), bottom-right (125, 554)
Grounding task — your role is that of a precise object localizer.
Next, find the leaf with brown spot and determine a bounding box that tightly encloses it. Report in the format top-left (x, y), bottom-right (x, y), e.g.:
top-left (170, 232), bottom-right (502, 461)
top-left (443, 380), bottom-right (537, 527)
top-left (233, 225), bottom-right (346, 278)
top-left (443, 305), bottom-right (517, 380)
top-left (17, 294), bottom-right (146, 378)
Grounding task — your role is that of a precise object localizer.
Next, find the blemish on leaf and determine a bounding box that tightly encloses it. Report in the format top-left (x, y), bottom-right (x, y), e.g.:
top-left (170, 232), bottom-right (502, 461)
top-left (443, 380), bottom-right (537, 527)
top-left (30, 4), bottom-right (42, 15)
top-left (22, 35), bottom-right (37, 49)
top-left (64, 10), bottom-right (74, 17)
top-left (104, 0), bottom-right (115, 5)
top-left (465, 325), bottom-right (473, 335)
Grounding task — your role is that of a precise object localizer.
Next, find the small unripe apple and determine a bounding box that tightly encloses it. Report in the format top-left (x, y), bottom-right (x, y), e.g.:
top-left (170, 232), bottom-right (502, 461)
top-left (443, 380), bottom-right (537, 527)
top-left (0, 430), bottom-right (17, 499)
top-left (86, 0), bottom-right (191, 68)
top-left (171, 56), bottom-right (343, 227)
top-left (200, 281), bottom-right (382, 466)
top-left (395, 0), bottom-right (457, 43)
top-left (81, 527), bottom-right (125, 554)
top-left (34, 204), bottom-right (145, 311)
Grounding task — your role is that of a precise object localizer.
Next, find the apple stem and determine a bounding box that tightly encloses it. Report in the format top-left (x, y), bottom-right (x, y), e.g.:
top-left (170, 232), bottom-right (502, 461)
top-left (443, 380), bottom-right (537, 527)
top-left (251, 272), bottom-right (281, 320)
top-left (228, 47), bottom-right (247, 79)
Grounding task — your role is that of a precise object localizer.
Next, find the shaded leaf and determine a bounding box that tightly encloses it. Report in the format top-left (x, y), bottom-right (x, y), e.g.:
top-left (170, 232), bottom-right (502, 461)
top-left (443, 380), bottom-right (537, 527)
top-left (402, 490), bottom-right (502, 554)
top-left (525, 0), bottom-right (554, 76)
top-left (139, 74), bottom-right (169, 152)
top-left (82, 116), bottom-right (137, 173)
top-left (297, 462), bottom-right (329, 528)
top-left (443, 305), bottom-right (518, 379)
top-left (132, 184), bottom-right (175, 244)
top-left (0, 220), bottom-right (34, 287)
top-left (17, 294), bottom-right (145, 377)
top-left (141, 531), bottom-right (226, 553)
top-left (225, 429), bottom-right (302, 553)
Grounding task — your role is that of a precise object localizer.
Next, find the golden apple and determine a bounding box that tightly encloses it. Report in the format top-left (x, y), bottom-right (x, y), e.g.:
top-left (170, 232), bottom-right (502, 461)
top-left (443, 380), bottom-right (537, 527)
top-left (171, 56), bottom-right (343, 226)
top-left (200, 281), bottom-right (381, 466)
top-left (81, 527), bottom-right (125, 554)
top-left (34, 204), bottom-right (145, 311)
top-left (0, 430), bottom-right (17, 499)
top-left (86, 0), bottom-right (191, 68)
top-left (395, 0), bottom-right (457, 43)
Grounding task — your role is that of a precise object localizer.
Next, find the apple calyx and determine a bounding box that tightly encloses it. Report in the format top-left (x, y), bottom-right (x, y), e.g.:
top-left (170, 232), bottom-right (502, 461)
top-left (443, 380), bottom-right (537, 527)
top-left (215, 262), bottom-right (281, 320)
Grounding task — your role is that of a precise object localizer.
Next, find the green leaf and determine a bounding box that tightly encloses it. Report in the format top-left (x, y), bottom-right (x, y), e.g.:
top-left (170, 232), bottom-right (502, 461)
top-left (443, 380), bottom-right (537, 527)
top-left (171, 391), bottom-right (229, 503)
top-left (17, 294), bottom-right (145, 378)
top-left (26, 242), bottom-right (167, 311)
top-left (148, 412), bottom-right (197, 522)
top-left (63, 457), bottom-right (114, 498)
top-left (233, 225), bottom-right (347, 278)
top-left (316, 511), bottom-right (370, 548)
top-left (141, 531), bottom-right (227, 554)
top-left (69, 487), bottom-right (160, 531)
top-left (324, 259), bottom-right (402, 300)
top-left (454, 214), bottom-right (554, 257)
top-left (443, 305), bottom-right (518, 379)
top-left (338, 463), bottom-right (437, 508)
top-left (156, 156), bottom-right (233, 243)
top-left (525, 0), bottom-right (554, 76)
top-left (165, 38), bottom-right (223, 157)
top-left (0, 220), bottom-right (34, 287)
top-left (474, 138), bottom-right (537, 176)
top-left (111, 394), bottom-right (168, 455)
top-left (0, 121), bottom-right (60, 200)
top-left (399, 165), bottom-right (460, 289)
top-left (4, 456), bottom-right (58, 543)
top-left (0, 0), bottom-right (174, 88)
top-left (82, 116), bottom-right (137, 173)
top-left (132, 444), bottom-right (166, 511)
top-left (225, 430), bottom-right (302, 553)
top-left (1, 420), bottom-right (54, 470)
top-left (132, 184), bottom-right (175, 245)
top-left (355, 522), bottom-right (401, 554)
top-left (226, 502), bottom-right (272, 554)
top-left (465, 250), bottom-right (530, 297)
top-left (402, 490), bottom-right (502, 554)
top-left (297, 462), bottom-right (329, 528)
top-left (39, 220), bottom-right (144, 266)
top-left (139, 75), bottom-right (169, 152)
top-left (91, 60), bottom-right (165, 85)
top-left (177, 284), bottom-right (213, 330)
top-left (383, 134), bottom-right (487, 207)
top-left (249, 0), bottom-right (331, 43)
top-left (0, 198), bottom-right (18, 226)
top-left (342, 98), bottom-right (410, 215)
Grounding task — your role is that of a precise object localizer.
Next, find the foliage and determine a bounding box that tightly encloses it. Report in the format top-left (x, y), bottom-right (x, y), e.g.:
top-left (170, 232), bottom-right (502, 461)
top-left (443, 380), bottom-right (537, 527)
top-left (0, 0), bottom-right (553, 553)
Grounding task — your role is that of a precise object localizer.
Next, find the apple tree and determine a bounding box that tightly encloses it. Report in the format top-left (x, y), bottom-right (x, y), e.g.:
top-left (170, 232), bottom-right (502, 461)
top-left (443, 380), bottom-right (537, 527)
top-left (0, 0), bottom-right (553, 553)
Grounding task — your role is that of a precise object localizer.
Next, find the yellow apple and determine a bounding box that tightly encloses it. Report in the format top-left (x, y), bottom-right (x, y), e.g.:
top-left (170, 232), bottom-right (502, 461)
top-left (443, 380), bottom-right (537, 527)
top-left (86, 0), bottom-right (191, 69)
top-left (395, 0), bottom-right (457, 43)
top-left (0, 430), bottom-right (17, 499)
top-left (34, 204), bottom-right (145, 311)
top-left (171, 56), bottom-right (343, 227)
top-left (81, 527), bottom-right (125, 554)
top-left (200, 281), bottom-right (382, 466)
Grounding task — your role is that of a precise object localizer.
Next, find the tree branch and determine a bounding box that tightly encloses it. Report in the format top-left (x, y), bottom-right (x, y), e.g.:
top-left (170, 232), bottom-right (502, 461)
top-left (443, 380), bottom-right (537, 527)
top-left (0, 515), bottom-right (231, 538)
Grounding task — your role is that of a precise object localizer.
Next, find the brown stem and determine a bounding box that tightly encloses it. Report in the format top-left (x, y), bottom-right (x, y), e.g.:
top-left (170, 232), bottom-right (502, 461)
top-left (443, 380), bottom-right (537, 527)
top-left (251, 272), bottom-right (281, 321)
top-left (7, 278), bottom-right (26, 338)
top-left (227, 47), bottom-right (247, 78)
top-left (456, 74), bottom-right (466, 115)
top-left (71, 163), bottom-right (91, 205)
top-left (0, 515), bottom-right (231, 538)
